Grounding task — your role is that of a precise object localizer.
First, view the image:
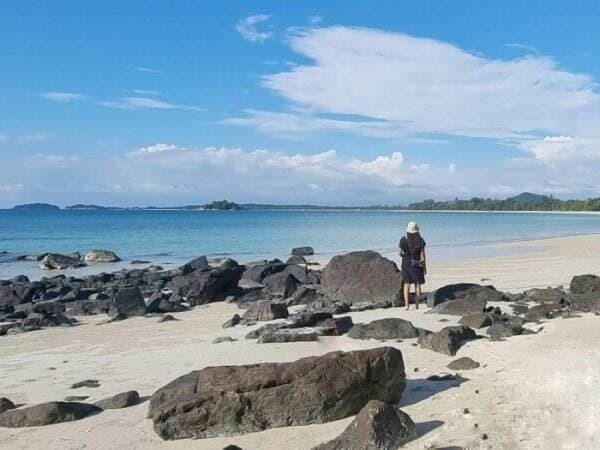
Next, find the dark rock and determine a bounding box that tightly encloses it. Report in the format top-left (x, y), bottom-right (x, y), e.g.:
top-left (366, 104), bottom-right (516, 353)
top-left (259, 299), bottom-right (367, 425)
top-left (418, 326), bottom-right (477, 356)
top-left (262, 271), bottom-right (300, 298)
top-left (64, 396), bottom-right (89, 401)
top-left (487, 323), bottom-right (525, 340)
top-left (520, 287), bottom-right (567, 303)
top-left (131, 260), bottom-right (151, 265)
top-left (447, 357), bottom-right (480, 370)
top-left (147, 347), bottom-right (406, 440)
top-left (0, 401), bottom-right (100, 427)
top-left (241, 260), bottom-right (285, 283)
top-left (316, 316), bottom-right (354, 335)
top-left (350, 301), bottom-right (393, 312)
top-left (285, 285), bottom-right (323, 306)
top-left (510, 303), bottom-right (529, 315)
top-left (570, 274), bottom-right (600, 295)
top-left (241, 301), bottom-right (288, 322)
top-left (348, 318), bottom-right (420, 340)
top-left (525, 303), bottom-right (561, 322)
top-left (84, 249), bottom-right (121, 263)
top-left (222, 314), bottom-right (241, 328)
top-left (312, 400), bottom-right (416, 450)
top-left (287, 311), bottom-right (333, 327)
top-left (223, 446), bottom-right (243, 450)
top-left (431, 297), bottom-right (487, 316)
top-left (287, 255), bottom-right (307, 265)
top-left (291, 246), bottom-right (315, 256)
top-left (213, 336), bottom-right (237, 344)
top-left (426, 374), bottom-right (457, 381)
top-left (158, 314), bottom-right (178, 323)
top-left (32, 301), bottom-right (66, 315)
top-left (0, 398), bottom-right (15, 413)
top-left (459, 312), bottom-right (492, 329)
top-left (179, 256), bottom-right (210, 275)
top-left (245, 323), bottom-right (287, 340)
top-left (322, 251), bottom-right (402, 305)
top-left (169, 264), bottom-right (243, 305)
top-left (110, 286), bottom-right (147, 317)
top-left (95, 390), bottom-right (140, 409)
top-left (257, 328), bottom-right (319, 343)
top-left (432, 284), bottom-right (505, 308)
top-left (39, 253), bottom-right (85, 270)
top-left (70, 379), bottom-right (100, 389)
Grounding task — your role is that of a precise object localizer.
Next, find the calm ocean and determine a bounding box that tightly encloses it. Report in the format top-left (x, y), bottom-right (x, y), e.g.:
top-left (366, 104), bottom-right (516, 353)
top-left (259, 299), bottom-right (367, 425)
top-left (1, 209), bottom-right (600, 279)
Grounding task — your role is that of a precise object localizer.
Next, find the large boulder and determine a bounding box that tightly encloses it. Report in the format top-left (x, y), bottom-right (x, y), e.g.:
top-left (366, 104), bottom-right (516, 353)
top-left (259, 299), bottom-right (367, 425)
top-left (348, 318), bottom-right (420, 340)
top-left (241, 301), bottom-right (289, 321)
top-left (147, 347), bottom-right (406, 440)
top-left (0, 401), bottom-right (100, 427)
top-left (84, 249), bottom-right (121, 263)
top-left (458, 312), bottom-right (492, 329)
top-left (312, 400), bottom-right (416, 450)
top-left (169, 264), bottom-right (243, 305)
top-left (570, 274), bottom-right (600, 295)
top-left (94, 391), bottom-right (140, 409)
top-left (241, 260), bottom-right (286, 283)
top-left (109, 286), bottom-right (147, 317)
top-left (39, 253), bottom-right (84, 270)
top-left (430, 297), bottom-right (487, 316)
top-left (262, 271), bottom-right (300, 298)
top-left (431, 283), bottom-right (505, 308)
top-left (322, 251), bottom-right (403, 305)
top-left (257, 328), bottom-right (319, 343)
top-left (418, 326), bottom-right (477, 356)
top-left (179, 256), bottom-right (210, 275)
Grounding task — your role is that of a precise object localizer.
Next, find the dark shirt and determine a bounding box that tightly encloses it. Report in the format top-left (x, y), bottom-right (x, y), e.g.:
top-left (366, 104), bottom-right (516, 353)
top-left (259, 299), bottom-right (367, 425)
top-left (399, 236), bottom-right (426, 270)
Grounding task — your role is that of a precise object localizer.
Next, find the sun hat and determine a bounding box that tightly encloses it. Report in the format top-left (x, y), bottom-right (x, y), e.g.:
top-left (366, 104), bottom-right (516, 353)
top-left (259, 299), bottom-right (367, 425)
top-left (406, 221), bottom-right (419, 234)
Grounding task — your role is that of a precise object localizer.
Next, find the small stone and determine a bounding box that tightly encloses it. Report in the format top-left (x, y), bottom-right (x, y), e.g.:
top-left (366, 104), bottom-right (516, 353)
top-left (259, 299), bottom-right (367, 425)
top-left (463, 408), bottom-right (470, 414)
top-left (64, 396), bottom-right (89, 402)
top-left (427, 374), bottom-right (457, 382)
top-left (213, 336), bottom-right (236, 344)
top-left (70, 379), bottom-right (100, 389)
top-left (158, 314), bottom-right (178, 323)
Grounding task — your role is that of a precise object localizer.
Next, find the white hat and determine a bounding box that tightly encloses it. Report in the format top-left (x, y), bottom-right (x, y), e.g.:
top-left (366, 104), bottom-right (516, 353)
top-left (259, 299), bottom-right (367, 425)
top-left (406, 221), bottom-right (419, 234)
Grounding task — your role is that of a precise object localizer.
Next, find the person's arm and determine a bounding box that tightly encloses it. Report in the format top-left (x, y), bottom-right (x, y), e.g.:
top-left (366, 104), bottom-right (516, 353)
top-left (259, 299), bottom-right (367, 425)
top-left (399, 238), bottom-right (405, 257)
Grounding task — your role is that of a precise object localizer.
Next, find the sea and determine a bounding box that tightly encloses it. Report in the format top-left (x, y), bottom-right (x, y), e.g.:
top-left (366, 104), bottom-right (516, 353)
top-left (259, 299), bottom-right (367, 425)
top-left (1, 208), bottom-right (600, 280)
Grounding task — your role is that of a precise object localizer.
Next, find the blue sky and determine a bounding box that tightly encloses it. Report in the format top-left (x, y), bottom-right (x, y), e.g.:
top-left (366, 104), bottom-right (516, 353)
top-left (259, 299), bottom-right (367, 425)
top-left (2, 1), bottom-right (600, 206)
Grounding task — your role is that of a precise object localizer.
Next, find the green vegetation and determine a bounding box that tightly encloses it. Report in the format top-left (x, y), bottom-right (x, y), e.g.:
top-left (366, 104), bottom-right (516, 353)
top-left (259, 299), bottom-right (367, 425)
top-left (203, 200), bottom-right (241, 210)
top-left (408, 193), bottom-right (600, 211)
top-left (13, 203), bottom-right (60, 210)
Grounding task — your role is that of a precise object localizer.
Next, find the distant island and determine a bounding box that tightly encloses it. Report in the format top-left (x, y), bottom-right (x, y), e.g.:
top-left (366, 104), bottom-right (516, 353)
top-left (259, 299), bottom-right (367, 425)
top-left (13, 203), bottom-right (61, 211)
top-left (10, 193), bottom-right (600, 212)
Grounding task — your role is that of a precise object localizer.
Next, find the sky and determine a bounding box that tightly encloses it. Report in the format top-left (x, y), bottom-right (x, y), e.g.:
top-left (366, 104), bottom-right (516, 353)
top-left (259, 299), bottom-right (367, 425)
top-left (2, 0), bottom-right (600, 207)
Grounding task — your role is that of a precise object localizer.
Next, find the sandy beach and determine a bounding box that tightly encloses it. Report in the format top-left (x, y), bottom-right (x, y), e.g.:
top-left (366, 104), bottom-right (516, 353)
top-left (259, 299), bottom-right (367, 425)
top-left (2, 234), bottom-right (600, 449)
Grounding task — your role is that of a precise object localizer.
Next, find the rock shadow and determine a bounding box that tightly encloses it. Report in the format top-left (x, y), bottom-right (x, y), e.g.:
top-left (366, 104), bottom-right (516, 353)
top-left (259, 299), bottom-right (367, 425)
top-left (414, 419), bottom-right (444, 437)
top-left (401, 376), bottom-right (467, 407)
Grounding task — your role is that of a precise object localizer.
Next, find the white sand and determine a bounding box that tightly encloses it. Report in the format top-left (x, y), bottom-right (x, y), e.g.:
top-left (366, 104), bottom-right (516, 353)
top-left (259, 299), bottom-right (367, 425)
top-left (2, 234), bottom-right (600, 449)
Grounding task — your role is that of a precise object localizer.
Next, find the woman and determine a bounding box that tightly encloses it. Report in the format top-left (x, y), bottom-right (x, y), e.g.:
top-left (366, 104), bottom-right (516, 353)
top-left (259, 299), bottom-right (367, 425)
top-left (399, 221), bottom-right (426, 310)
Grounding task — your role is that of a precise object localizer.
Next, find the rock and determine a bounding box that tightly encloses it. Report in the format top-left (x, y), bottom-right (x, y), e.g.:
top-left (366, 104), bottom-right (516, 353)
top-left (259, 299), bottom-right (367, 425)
top-left (287, 311), bottom-right (333, 327)
top-left (459, 312), bottom-right (492, 329)
top-left (39, 253), bottom-right (85, 270)
top-left (487, 323), bottom-right (525, 340)
top-left (418, 326), bottom-right (477, 356)
top-left (94, 391), bottom-right (140, 409)
top-left (222, 314), bottom-right (241, 328)
top-left (426, 374), bottom-right (457, 381)
top-left (316, 317), bottom-right (354, 335)
top-left (431, 283), bottom-right (505, 308)
top-left (291, 246), bottom-right (315, 256)
top-left (131, 260), bottom-right (151, 265)
top-left (525, 303), bottom-right (561, 322)
top-left (0, 398), bottom-right (15, 413)
top-left (511, 303), bottom-right (529, 315)
top-left (262, 271), bottom-right (301, 298)
top-left (519, 287), bottom-right (567, 304)
top-left (70, 379), bottom-right (100, 389)
top-left (158, 314), bottom-right (177, 323)
top-left (287, 255), bottom-right (307, 265)
top-left (312, 400), bottom-right (416, 450)
top-left (447, 357), bottom-right (481, 370)
top-left (257, 328), bottom-right (319, 343)
top-left (322, 251), bottom-right (403, 305)
top-left (109, 286), bottom-right (146, 318)
top-left (179, 256), bottom-right (210, 274)
top-left (348, 318), bottom-right (420, 340)
top-left (169, 265), bottom-right (243, 305)
top-left (241, 301), bottom-right (289, 322)
top-left (147, 347), bottom-right (406, 440)
top-left (245, 323), bottom-right (287, 340)
top-left (285, 285), bottom-right (324, 306)
top-left (84, 249), bottom-right (121, 263)
top-left (241, 260), bottom-right (285, 282)
top-left (570, 274), bottom-right (600, 295)
top-left (213, 336), bottom-right (237, 344)
top-left (64, 396), bottom-right (89, 401)
top-left (0, 401), bottom-right (101, 427)
top-left (431, 297), bottom-right (487, 316)
top-left (223, 446), bottom-right (243, 450)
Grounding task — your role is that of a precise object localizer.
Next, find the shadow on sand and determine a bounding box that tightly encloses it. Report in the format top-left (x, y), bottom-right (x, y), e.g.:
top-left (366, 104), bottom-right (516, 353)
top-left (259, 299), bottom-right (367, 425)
top-left (401, 376), bottom-right (468, 407)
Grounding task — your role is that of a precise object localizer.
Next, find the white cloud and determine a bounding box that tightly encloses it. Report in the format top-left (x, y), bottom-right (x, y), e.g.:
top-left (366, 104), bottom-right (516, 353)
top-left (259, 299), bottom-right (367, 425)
top-left (523, 136), bottom-right (600, 162)
top-left (236, 14), bottom-right (273, 43)
top-left (41, 92), bottom-right (86, 102)
top-left (98, 97), bottom-right (205, 112)
top-left (0, 134), bottom-right (8, 143)
top-left (307, 15), bottom-right (323, 25)
top-left (228, 26), bottom-right (600, 165)
top-left (130, 143), bottom-right (181, 155)
top-left (131, 89), bottom-right (160, 96)
top-left (136, 66), bottom-right (163, 75)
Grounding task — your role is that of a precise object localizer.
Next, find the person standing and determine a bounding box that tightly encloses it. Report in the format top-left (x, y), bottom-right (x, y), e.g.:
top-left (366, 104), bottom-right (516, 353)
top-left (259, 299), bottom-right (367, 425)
top-left (399, 221), bottom-right (426, 310)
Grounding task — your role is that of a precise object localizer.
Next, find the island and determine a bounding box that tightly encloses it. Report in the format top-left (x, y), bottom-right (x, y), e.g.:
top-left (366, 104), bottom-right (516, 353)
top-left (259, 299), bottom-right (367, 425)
top-left (13, 203), bottom-right (60, 211)
top-left (203, 200), bottom-right (241, 210)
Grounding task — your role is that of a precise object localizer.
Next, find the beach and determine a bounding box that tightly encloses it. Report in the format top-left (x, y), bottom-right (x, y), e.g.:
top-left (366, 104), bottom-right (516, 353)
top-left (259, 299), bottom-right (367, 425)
top-left (2, 233), bottom-right (600, 449)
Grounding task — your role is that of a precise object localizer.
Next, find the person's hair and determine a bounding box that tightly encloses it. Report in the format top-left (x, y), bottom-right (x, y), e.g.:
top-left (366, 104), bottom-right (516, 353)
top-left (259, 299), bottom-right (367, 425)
top-left (407, 231), bottom-right (422, 256)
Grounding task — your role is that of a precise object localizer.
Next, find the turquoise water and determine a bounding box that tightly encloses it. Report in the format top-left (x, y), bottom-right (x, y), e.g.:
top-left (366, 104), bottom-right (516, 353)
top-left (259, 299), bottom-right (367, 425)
top-left (1, 209), bottom-right (600, 279)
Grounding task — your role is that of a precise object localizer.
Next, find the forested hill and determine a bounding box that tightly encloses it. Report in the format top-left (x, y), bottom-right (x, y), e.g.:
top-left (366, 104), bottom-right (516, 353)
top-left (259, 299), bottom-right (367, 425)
top-left (408, 193), bottom-right (600, 211)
